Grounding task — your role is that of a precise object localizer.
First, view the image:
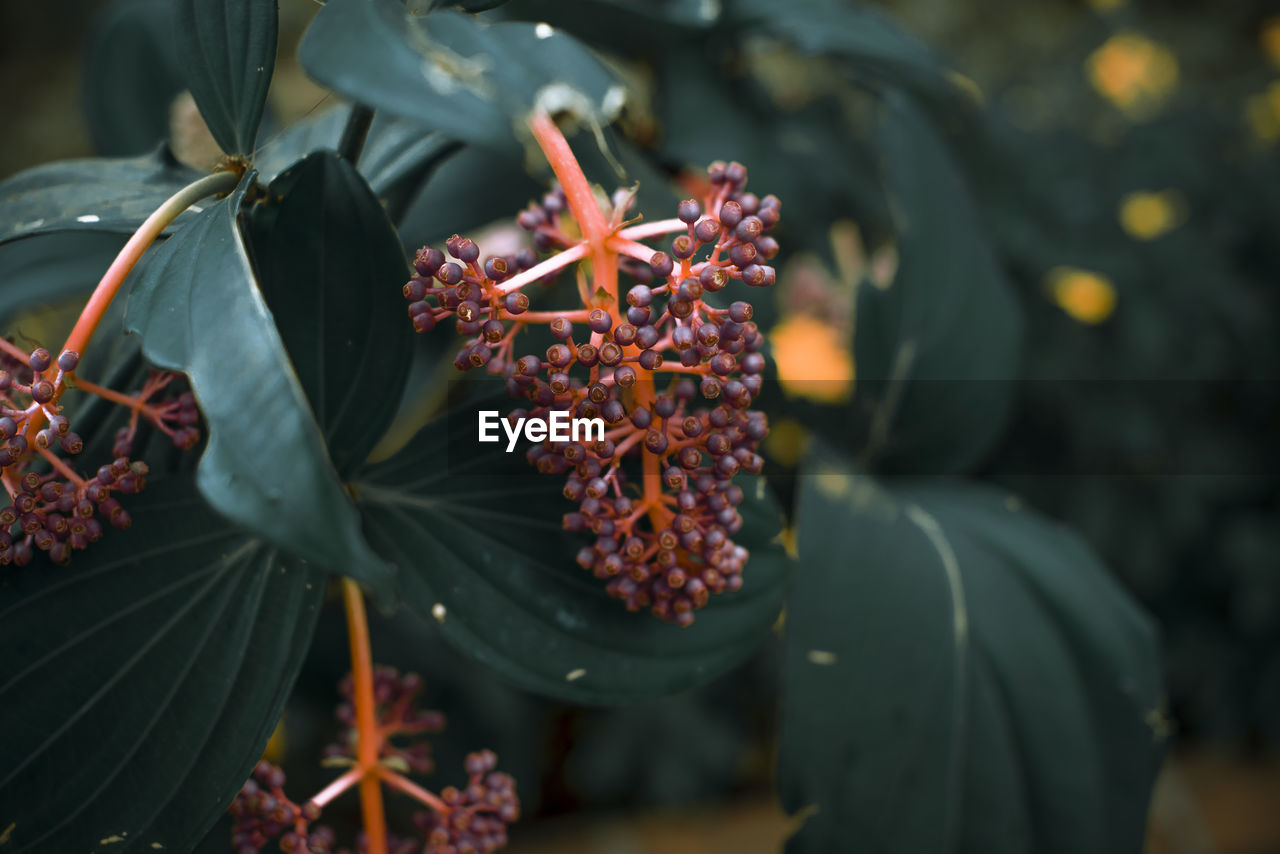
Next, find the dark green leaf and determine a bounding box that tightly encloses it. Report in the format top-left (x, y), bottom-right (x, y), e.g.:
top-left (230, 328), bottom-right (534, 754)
top-left (0, 148), bottom-right (202, 246)
top-left (247, 151), bottom-right (415, 474)
top-left (254, 109), bottom-right (460, 223)
top-left (83, 0), bottom-right (185, 156)
top-left (298, 0), bottom-right (621, 154)
top-left (779, 444), bottom-right (1165, 854)
top-left (0, 233), bottom-right (126, 326)
top-left (850, 95), bottom-right (1022, 474)
top-left (354, 405), bottom-right (790, 702)
top-left (510, 0), bottom-right (720, 27)
top-left (124, 172), bottom-right (393, 593)
top-left (0, 478), bottom-right (324, 853)
top-left (398, 143), bottom-right (544, 246)
top-left (174, 0), bottom-right (278, 155)
top-left (726, 0), bottom-right (947, 95)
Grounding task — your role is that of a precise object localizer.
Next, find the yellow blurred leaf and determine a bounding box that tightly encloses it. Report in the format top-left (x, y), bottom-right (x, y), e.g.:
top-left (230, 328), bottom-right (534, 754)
top-left (769, 315), bottom-right (854, 403)
top-left (1263, 17), bottom-right (1280, 69)
top-left (1119, 189), bottom-right (1186, 240)
top-left (1047, 267), bottom-right (1117, 325)
top-left (1087, 33), bottom-right (1179, 120)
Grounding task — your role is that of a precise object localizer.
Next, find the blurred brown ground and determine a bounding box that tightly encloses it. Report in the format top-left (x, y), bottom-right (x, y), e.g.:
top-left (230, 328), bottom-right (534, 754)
top-left (499, 755), bottom-right (1280, 854)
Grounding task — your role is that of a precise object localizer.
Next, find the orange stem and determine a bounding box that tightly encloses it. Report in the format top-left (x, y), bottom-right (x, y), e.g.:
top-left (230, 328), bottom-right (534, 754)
top-left (527, 113), bottom-right (608, 243)
top-left (341, 579), bottom-right (388, 854)
top-left (377, 766), bottom-right (451, 814)
top-left (20, 170), bottom-right (239, 449)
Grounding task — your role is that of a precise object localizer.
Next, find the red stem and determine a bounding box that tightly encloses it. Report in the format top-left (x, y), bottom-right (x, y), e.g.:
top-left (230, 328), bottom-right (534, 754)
top-left (342, 579), bottom-right (388, 854)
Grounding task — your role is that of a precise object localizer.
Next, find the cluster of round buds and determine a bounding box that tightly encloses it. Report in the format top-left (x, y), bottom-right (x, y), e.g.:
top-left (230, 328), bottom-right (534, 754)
top-left (403, 236), bottom-right (543, 347)
top-left (110, 373), bottom-right (201, 457)
top-left (0, 342), bottom-right (176, 566)
top-left (229, 761), bottom-right (333, 854)
top-left (403, 153), bottom-right (778, 625)
top-left (411, 751), bottom-right (519, 854)
top-left (326, 666), bottom-right (445, 773)
top-left (0, 458), bottom-right (147, 566)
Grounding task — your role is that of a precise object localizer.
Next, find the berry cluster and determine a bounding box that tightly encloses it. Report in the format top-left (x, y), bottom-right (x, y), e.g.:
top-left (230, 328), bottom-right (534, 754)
top-left (403, 155), bottom-right (778, 625)
top-left (231, 667), bottom-right (518, 854)
top-left (0, 343), bottom-right (202, 566)
top-left (326, 667), bottom-right (446, 774)
top-left (109, 371), bottom-right (202, 456)
top-left (411, 750), bottom-right (519, 854)
top-left (229, 761), bottom-right (331, 854)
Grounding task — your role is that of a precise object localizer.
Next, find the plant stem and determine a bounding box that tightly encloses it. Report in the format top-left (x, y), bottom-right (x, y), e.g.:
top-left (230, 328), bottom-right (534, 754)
top-left (495, 243), bottom-right (589, 295)
top-left (338, 105), bottom-right (376, 164)
top-left (341, 578), bottom-right (388, 854)
top-left (309, 768), bottom-right (363, 809)
top-left (377, 766), bottom-right (450, 814)
top-left (62, 171), bottom-right (238, 367)
top-left (527, 113), bottom-right (608, 243)
top-left (618, 218), bottom-right (687, 241)
top-left (20, 170), bottom-right (239, 449)
top-left (67, 376), bottom-right (148, 412)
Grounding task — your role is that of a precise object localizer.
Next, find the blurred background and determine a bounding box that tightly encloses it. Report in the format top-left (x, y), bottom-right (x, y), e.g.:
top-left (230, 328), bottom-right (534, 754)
top-left (2, 0), bottom-right (1278, 851)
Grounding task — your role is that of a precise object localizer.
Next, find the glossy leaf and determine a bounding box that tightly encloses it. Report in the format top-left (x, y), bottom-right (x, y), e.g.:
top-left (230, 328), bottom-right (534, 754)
top-left (0, 148), bottom-right (202, 246)
top-left (253, 109), bottom-right (460, 223)
top-left (83, 0), bottom-right (185, 156)
top-left (398, 143), bottom-right (545, 246)
top-left (124, 172), bottom-right (393, 593)
top-left (0, 232), bottom-right (127, 326)
top-left (779, 445), bottom-right (1165, 854)
top-left (354, 404), bottom-right (791, 703)
top-left (174, 0), bottom-right (278, 155)
top-left (726, 0), bottom-right (947, 95)
top-left (247, 151), bottom-right (415, 474)
top-left (850, 95), bottom-right (1022, 474)
top-left (298, 0), bottom-right (621, 153)
top-left (0, 478), bottom-right (324, 853)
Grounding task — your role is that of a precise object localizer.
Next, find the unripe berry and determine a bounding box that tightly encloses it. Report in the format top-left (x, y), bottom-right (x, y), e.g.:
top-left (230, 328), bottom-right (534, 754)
top-left (635, 325), bottom-right (660, 349)
top-left (613, 323), bottom-right (637, 346)
top-left (649, 252), bottom-right (674, 279)
top-left (505, 292), bottom-right (529, 315)
top-left (589, 308), bottom-right (612, 334)
top-left (719, 200), bottom-right (743, 229)
top-left (415, 246), bottom-right (445, 276)
top-left (613, 365), bottom-right (637, 388)
top-left (484, 256), bottom-right (509, 280)
top-left (741, 264), bottom-right (768, 287)
top-left (437, 262), bottom-right (463, 285)
top-left (697, 269), bottom-right (726, 294)
top-left (31, 380), bottom-right (54, 403)
top-left (694, 218), bottom-right (721, 244)
top-left (678, 279), bottom-right (703, 301)
top-left (735, 216), bottom-right (763, 242)
top-left (728, 242), bottom-right (757, 267)
top-left (598, 341), bottom-right (623, 366)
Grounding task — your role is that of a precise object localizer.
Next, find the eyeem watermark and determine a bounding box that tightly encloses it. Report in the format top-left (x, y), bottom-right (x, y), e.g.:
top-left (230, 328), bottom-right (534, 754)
top-left (478, 410), bottom-right (604, 452)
